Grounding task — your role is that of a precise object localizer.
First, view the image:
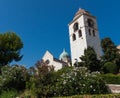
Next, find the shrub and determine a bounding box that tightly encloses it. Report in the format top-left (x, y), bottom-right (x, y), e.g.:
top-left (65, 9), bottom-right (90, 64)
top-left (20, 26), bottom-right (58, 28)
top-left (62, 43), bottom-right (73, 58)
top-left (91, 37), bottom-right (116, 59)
top-left (102, 62), bottom-right (117, 74)
top-left (101, 73), bottom-right (120, 84)
top-left (0, 90), bottom-right (17, 98)
top-left (27, 67), bottom-right (108, 97)
top-left (53, 67), bottom-right (108, 97)
top-left (26, 64), bottom-right (57, 98)
top-left (55, 94), bottom-right (120, 98)
top-left (0, 65), bottom-right (29, 92)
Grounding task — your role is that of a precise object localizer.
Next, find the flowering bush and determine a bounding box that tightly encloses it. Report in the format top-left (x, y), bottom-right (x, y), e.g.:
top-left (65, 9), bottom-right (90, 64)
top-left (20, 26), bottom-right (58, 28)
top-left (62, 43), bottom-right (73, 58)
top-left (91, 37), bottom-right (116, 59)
top-left (26, 66), bottom-right (108, 97)
top-left (0, 65), bottom-right (29, 91)
top-left (53, 67), bottom-right (108, 96)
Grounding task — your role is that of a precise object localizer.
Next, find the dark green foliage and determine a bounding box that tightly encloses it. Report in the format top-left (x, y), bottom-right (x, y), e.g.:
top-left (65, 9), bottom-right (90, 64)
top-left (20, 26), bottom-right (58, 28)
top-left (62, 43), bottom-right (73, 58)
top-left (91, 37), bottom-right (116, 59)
top-left (102, 62), bottom-right (117, 74)
top-left (0, 65), bottom-right (29, 91)
top-left (101, 74), bottom-right (120, 84)
top-left (65, 94), bottom-right (120, 98)
top-left (26, 60), bottom-right (56, 97)
top-left (27, 66), bottom-right (108, 97)
top-left (101, 37), bottom-right (117, 62)
top-left (74, 62), bottom-right (84, 67)
top-left (101, 37), bottom-right (120, 73)
top-left (80, 46), bottom-right (100, 72)
top-left (0, 90), bottom-right (17, 98)
top-left (0, 32), bottom-right (23, 66)
top-left (53, 67), bottom-right (108, 96)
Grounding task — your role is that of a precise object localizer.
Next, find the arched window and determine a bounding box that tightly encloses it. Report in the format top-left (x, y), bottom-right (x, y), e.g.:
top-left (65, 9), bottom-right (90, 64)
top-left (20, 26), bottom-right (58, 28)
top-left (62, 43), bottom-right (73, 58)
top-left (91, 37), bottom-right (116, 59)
top-left (93, 30), bottom-right (95, 36)
top-left (78, 30), bottom-right (82, 37)
top-left (72, 34), bottom-right (76, 41)
top-left (73, 22), bottom-right (79, 32)
top-left (89, 29), bottom-right (91, 36)
top-left (87, 19), bottom-right (94, 27)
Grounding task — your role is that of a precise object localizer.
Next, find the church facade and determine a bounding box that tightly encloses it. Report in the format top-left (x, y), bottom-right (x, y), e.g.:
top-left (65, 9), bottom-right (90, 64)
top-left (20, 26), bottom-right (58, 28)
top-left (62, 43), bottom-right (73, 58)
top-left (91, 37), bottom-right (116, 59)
top-left (42, 9), bottom-right (102, 70)
top-left (42, 50), bottom-right (70, 71)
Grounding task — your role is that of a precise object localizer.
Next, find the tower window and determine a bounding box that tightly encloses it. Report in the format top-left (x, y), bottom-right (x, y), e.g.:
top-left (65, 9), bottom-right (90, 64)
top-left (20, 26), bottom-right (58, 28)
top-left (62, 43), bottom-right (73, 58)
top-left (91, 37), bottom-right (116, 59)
top-left (72, 34), bottom-right (76, 41)
top-left (93, 30), bottom-right (95, 36)
top-left (87, 19), bottom-right (94, 27)
top-left (88, 29), bottom-right (91, 36)
top-left (78, 30), bottom-right (82, 37)
top-left (73, 22), bottom-right (79, 32)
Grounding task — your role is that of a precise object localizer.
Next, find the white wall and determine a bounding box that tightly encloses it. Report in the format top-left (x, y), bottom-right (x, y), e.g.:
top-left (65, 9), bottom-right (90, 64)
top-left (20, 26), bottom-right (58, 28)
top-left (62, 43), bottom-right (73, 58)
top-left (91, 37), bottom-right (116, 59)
top-left (69, 15), bottom-right (87, 64)
top-left (69, 13), bottom-right (102, 65)
top-left (42, 51), bottom-right (63, 71)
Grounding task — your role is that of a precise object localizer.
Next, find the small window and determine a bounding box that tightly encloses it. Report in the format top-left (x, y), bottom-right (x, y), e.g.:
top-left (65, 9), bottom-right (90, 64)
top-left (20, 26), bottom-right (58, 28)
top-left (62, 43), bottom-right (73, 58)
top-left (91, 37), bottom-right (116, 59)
top-left (72, 34), bottom-right (76, 41)
top-left (87, 19), bottom-right (94, 27)
top-left (93, 30), bottom-right (95, 36)
top-left (88, 29), bottom-right (91, 36)
top-left (78, 30), bottom-right (82, 37)
top-left (73, 22), bottom-right (79, 32)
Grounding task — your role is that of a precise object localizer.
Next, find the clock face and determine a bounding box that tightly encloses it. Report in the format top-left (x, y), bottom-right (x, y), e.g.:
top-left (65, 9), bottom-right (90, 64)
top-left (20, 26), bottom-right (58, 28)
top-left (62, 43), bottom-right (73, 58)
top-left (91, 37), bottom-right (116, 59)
top-left (88, 19), bottom-right (94, 27)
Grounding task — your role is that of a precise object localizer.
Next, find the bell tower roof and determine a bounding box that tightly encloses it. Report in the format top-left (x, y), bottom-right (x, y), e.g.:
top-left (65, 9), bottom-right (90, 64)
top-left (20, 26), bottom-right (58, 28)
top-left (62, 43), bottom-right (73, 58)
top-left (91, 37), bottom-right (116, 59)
top-left (73, 8), bottom-right (91, 20)
top-left (69, 8), bottom-right (94, 25)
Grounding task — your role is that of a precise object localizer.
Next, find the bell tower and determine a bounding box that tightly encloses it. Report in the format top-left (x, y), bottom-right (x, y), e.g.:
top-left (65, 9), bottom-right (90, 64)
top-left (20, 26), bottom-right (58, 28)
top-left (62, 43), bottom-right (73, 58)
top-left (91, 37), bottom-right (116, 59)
top-left (68, 9), bottom-right (102, 65)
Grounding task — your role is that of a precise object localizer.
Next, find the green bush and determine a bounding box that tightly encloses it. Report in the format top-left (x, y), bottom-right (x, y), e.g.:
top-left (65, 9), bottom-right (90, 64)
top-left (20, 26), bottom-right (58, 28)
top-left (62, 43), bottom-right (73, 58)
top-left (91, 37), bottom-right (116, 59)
top-left (0, 90), bottom-right (17, 98)
top-left (0, 65), bottom-right (29, 92)
top-left (26, 64), bottom-right (57, 98)
top-left (55, 94), bottom-right (120, 98)
top-left (53, 67), bottom-right (108, 97)
top-left (102, 62), bottom-right (117, 74)
top-left (101, 73), bottom-right (120, 84)
top-left (27, 67), bottom-right (108, 97)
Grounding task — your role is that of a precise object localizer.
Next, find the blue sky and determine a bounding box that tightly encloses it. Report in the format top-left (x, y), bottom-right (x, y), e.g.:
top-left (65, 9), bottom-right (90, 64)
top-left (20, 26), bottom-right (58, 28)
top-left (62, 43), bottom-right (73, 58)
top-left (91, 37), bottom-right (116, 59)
top-left (0, 0), bottom-right (120, 67)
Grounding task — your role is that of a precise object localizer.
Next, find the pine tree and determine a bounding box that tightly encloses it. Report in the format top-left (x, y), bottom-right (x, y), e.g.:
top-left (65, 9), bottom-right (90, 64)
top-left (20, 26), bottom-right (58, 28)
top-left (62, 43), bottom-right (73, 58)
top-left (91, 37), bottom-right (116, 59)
top-left (0, 32), bottom-right (23, 66)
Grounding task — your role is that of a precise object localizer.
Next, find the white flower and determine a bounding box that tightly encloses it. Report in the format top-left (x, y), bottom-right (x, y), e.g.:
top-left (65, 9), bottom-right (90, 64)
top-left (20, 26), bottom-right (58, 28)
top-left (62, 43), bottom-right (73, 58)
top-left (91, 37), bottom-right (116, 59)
top-left (90, 85), bottom-right (93, 88)
top-left (93, 89), bottom-right (96, 91)
top-left (83, 84), bottom-right (85, 86)
top-left (63, 80), bottom-right (66, 84)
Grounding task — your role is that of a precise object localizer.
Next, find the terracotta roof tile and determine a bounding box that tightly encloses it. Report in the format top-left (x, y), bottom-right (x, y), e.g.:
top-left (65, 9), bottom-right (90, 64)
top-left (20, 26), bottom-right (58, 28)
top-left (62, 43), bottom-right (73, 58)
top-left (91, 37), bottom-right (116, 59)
top-left (73, 8), bottom-right (91, 20)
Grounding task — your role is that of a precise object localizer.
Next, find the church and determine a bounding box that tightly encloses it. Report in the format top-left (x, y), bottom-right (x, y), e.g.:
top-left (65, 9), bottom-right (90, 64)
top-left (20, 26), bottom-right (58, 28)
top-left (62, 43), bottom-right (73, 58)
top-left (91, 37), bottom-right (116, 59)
top-left (42, 8), bottom-right (102, 71)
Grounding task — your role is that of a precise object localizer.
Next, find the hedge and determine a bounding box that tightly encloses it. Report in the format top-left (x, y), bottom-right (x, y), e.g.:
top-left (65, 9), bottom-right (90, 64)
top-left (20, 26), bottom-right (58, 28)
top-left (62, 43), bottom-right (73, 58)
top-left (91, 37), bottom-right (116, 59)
top-left (101, 74), bottom-right (120, 84)
top-left (56, 94), bottom-right (120, 98)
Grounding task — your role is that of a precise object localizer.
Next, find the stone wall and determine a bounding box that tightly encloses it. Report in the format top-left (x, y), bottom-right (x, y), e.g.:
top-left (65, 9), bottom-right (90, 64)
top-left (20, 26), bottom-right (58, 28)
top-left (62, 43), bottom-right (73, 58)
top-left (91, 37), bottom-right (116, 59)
top-left (107, 84), bottom-right (120, 93)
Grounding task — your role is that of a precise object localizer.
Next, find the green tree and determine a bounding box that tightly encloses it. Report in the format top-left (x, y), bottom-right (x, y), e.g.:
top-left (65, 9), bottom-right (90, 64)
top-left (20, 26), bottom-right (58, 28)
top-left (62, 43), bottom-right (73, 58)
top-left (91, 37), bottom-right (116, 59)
top-left (101, 37), bottom-right (120, 73)
top-left (0, 32), bottom-right (23, 66)
top-left (80, 46), bottom-right (100, 72)
top-left (101, 37), bottom-right (117, 62)
top-left (0, 65), bottom-right (29, 91)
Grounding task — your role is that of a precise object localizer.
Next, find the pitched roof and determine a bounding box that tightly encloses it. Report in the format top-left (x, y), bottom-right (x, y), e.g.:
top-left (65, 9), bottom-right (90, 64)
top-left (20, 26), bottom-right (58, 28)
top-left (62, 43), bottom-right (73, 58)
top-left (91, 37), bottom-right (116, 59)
top-left (69, 8), bottom-right (94, 25)
top-left (73, 8), bottom-right (91, 20)
top-left (75, 8), bottom-right (90, 16)
top-left (117, 45), bottom-right (120, 50)
top-left (53, 58), bottom-right (68, 65)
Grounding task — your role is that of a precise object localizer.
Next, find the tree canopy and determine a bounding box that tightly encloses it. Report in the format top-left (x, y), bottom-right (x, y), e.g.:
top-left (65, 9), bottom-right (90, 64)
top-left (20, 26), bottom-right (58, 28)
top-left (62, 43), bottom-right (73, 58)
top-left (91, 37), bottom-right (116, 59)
top-left (101, 37), bottom-right (120, 73)
top-left (80, 46), bottom-right (100, 72)
top-left (0, 32), bottom-right (23, 66)
top-left (101, 37), bottom-right (118, 62)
